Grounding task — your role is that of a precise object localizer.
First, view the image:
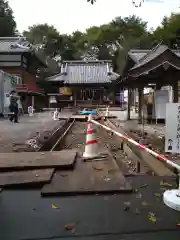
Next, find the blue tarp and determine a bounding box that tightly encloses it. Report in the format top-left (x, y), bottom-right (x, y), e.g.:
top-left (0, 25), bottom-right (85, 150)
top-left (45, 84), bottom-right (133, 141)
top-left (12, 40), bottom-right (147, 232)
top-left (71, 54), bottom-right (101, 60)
top-left (79, 110), bottom-right (97, 115)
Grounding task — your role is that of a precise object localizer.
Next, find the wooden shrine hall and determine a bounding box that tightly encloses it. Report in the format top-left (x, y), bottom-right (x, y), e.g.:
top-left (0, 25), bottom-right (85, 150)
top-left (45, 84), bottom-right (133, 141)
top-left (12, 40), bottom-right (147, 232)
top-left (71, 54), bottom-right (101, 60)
top-left (47, 60), bottom-right (119, 107)
top-left (118, 44), bottom-right (180, 123)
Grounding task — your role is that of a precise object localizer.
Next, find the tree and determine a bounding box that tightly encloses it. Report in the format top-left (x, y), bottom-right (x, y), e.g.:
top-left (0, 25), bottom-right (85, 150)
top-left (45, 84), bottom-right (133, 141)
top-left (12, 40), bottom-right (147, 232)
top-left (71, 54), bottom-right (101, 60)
top-left (23, 24), bottom-right (61, 56)
top-left (0, 0), bottom-right (16, 36)
top-left (23, 24), bottom-right (82, 61)
top-left (153, 13), bottom-right (180, 48)
top-left (81, 15), bottom-right (153, 63)
top-left (87, 0), bottom-right (96, 4)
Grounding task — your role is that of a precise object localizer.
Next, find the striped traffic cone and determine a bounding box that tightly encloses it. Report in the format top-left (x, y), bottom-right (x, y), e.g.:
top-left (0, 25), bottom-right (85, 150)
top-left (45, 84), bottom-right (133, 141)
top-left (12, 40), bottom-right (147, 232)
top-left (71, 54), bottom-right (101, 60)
top-left (83, 115), bottom-right (99, 159)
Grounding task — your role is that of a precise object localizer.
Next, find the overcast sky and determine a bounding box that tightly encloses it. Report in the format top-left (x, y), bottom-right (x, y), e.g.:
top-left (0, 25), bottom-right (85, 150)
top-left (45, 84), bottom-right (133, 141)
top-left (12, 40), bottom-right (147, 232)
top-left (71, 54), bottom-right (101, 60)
top-left (8, 0), bottom-right (180, 34)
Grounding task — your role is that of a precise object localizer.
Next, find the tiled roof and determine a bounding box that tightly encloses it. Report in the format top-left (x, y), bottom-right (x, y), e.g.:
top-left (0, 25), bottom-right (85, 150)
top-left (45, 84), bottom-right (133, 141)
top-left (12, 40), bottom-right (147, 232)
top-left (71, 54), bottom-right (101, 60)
top-left (172, 49), bottom-right (180, 57)
top-left (0, 37), bottom-right (31, 52)
top-left (0, 37), bottom-right (49, 67)
top-left (130, 44), bottom-right (169, 70)
top-left (128, 49), bottom-right (150, 63)
top-left (47, 61), bottom-right (120, 84)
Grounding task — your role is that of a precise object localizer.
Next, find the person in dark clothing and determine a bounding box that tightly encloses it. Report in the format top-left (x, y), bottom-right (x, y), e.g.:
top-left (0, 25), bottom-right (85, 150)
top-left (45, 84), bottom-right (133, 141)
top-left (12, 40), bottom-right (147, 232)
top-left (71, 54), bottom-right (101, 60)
top-left (9, 90), bottom-right (19, 123)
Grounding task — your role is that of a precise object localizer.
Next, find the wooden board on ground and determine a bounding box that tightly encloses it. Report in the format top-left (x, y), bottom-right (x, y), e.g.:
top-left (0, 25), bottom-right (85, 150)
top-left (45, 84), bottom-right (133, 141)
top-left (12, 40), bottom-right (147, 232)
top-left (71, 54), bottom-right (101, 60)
top-left (71, 115), bottom-right (87, 120)
top-left (0, 169), bottom-right (54, 187)
top-left (70, 115), bottom-right (101, 121)
top-left (0, 150), bottom-right (77, 171)
top-left (41, 155), bottom-right (132, 196)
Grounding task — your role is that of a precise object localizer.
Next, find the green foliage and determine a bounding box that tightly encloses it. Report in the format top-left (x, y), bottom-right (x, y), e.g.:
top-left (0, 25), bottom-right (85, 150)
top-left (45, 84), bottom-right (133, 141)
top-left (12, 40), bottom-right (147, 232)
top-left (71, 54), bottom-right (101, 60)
top-left (0, 0), bottom-right (16, 36)
top-left (153, 13), bottom-right (180, 48)
top-left (87, 0), bottom-right (96, 4)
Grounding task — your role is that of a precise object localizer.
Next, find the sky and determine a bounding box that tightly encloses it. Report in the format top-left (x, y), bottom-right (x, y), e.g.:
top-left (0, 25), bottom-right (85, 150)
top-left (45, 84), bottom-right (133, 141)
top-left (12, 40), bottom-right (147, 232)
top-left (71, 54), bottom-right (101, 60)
top-left (8, 0), bottom-right (180, 34)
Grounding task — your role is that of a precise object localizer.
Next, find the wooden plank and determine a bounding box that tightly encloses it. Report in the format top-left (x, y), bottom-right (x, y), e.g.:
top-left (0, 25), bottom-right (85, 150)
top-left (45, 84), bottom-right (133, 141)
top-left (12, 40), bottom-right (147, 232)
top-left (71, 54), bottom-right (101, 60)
top-left (41, 156), bottom-right (132, 196)
top-left (71, 115), bottom-right (87, 119)
top-left (0, 150), bottom-right (77, 171)
top-left (0, 169), bottom-right (54, 187)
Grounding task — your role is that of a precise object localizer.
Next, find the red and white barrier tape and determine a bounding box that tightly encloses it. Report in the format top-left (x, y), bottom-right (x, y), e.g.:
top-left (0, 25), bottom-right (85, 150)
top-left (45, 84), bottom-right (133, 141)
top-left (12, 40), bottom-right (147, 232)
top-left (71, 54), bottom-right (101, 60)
top-left (91, 119), bottom-right (180, 172)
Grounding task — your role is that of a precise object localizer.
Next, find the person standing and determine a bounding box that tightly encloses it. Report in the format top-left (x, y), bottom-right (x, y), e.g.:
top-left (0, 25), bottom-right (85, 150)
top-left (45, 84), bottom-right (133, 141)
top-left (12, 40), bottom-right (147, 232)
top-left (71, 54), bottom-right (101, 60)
top-left (9, 90), bottom-right (19, 123)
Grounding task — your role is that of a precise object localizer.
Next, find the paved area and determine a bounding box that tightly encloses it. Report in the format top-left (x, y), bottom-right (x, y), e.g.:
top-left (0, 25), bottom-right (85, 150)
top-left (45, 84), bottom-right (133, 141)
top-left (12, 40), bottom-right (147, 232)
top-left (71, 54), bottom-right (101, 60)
top-left (1, 176), bottom-right (179, 240)
top-left (0, 111), bottom-right (73, 153)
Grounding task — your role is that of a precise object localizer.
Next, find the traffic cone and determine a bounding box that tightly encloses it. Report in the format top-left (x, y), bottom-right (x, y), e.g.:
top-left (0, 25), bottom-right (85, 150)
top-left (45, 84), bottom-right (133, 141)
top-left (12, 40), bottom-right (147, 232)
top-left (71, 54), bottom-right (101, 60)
top-left (53, 108), bottom-right (59, 120)
top-left (83, 114), bottom-right (99, 159)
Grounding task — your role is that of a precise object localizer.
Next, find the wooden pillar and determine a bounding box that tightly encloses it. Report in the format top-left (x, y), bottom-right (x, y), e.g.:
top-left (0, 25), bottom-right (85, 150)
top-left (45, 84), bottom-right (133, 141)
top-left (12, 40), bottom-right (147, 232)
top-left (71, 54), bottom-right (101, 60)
top-left (173, 79), bottom-right (178, 103)
top-left (127, 89), bottom-right (131, 120)
top-left (113, 89), bottom-right (116, 105)
top-left (138, 87), bottom-right (143, 124)
top-left (99, 90), bottom-right (102, 104)
top-left (73, 89), bottom-right (77, 106)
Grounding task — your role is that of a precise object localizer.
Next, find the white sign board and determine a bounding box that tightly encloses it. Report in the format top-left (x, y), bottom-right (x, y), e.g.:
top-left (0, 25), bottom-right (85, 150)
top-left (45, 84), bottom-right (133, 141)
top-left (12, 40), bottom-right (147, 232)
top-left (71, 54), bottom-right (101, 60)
top-left (165, 103), bottom-right (180, 153)
top-left (154, 90), bottom-right (169, 119)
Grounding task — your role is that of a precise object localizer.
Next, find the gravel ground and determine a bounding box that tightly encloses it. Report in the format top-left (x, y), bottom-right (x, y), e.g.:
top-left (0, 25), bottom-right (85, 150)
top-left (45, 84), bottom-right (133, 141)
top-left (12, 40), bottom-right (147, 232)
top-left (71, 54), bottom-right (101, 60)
top-left (62, 121), bottom-right (136, 174)
top-left (110, 118), bottom-right (180, 164)
top-left (0, 112), bottom-right (67, 153)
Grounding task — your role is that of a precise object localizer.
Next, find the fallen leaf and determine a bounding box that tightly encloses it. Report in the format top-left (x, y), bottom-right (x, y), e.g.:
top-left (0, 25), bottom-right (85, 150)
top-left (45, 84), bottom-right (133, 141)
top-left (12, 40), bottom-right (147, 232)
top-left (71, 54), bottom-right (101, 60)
top-left (160, 181), bottom-right (172, 187)
top-left (93, 166), bottom-right (103, 171)
top-left (52, 204), bottom-right (59, 209)
top-left (142, 201), bottom-right (149, 206)
top-left (139, 184), bottom-right (148, 188)
top-left (159, 188), bottom-right (168, 191)
top-left (64, 222), bottom-right (76, 231)
top-left (123, 201), bottom-right (131, 211)
top-left (154, 193), bottom-right (161, 197)
top-left (148, 212), bottom-right (157, 223)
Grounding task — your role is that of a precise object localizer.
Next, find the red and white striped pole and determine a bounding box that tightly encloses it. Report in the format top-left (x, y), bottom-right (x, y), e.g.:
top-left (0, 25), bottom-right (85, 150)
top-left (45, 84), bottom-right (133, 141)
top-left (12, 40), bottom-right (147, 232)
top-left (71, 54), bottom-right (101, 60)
top-left (91, 116), bottom-right (180, 211)
top-left (91, 119), bottom-right (180, 171)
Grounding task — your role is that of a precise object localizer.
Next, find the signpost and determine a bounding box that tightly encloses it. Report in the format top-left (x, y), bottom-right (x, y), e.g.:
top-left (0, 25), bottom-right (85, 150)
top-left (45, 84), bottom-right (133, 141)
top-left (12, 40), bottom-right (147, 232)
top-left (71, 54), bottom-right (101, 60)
top-left (165, 103), bottom-right (180, 153)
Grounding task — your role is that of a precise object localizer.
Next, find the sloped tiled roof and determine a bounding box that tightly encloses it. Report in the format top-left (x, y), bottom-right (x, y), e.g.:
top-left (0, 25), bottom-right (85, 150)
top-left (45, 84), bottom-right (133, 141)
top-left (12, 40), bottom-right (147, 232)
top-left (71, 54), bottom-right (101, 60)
top-left (0, 37), bottom-right (49, 67)
top-left (130, 45), bottom-right (169, 70)
top-left (129, 45), bottom-right (180, 72)
top-left (0, 37), bottom-right (31, 52)
top-left (128, 49), bottom-right (150, 63)
top-left (47, 61), bottom-right (120, 84)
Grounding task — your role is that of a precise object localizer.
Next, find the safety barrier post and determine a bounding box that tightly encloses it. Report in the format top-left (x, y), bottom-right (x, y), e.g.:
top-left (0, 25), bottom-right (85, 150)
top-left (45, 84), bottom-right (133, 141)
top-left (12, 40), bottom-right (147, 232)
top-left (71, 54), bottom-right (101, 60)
top-left (90, 116), bottom-right (180, 211)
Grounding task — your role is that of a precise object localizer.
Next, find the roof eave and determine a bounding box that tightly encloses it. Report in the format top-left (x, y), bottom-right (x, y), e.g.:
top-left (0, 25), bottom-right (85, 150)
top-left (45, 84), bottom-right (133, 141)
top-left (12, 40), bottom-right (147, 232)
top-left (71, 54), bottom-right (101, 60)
top-left (129, 61), bottom-right (180, 78)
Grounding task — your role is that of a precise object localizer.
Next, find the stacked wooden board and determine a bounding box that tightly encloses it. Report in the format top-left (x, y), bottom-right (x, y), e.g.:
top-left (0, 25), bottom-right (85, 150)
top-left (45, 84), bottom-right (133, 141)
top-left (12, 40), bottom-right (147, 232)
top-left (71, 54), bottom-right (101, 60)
top-left (0, 150), bottom-right (77, 188)
top-left (0, 149), bottom-right (132, 195)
